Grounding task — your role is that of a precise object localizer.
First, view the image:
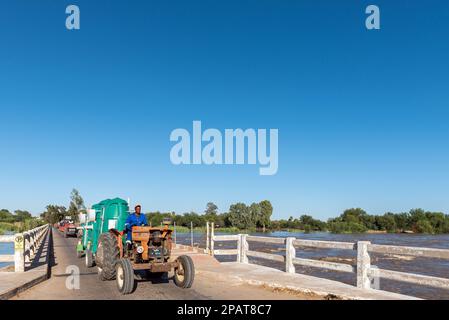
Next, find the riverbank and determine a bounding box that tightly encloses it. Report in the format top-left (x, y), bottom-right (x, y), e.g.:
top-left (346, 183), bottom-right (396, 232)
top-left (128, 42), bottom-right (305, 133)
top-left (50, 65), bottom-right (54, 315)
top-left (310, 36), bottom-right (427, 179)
top-left (0, 220), bottom-right (46, 234)
top-left (174, 226), bottom-right (425, 235)
top-left (0, 223), bottom-right (18, 235)
top-left (188, 227), bottom-right (443, 235)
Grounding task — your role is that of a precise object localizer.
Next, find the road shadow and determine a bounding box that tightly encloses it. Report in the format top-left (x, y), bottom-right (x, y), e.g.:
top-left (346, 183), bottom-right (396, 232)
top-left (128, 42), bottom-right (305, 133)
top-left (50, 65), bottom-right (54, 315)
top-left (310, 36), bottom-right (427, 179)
top-left (25, 227), bottom-right (56, 279)
top-left (134, 270), bottom-right (170, 284)
top-left (25, 230), bottom-right (49, 270)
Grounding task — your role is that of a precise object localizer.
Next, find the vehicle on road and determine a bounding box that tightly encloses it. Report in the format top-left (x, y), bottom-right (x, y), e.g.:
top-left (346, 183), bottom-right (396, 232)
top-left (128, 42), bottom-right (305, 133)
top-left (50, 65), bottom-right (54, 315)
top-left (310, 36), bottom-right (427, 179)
top-left (76, 198), bottom-right (194, 294)
top-left (58, 219), bottom-right (77, 238)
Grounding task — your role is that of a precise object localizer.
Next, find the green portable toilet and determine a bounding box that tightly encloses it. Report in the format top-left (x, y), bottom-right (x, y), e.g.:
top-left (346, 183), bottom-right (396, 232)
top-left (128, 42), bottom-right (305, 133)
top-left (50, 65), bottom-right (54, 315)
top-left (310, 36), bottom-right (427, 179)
top-left (78, 198), bottom-right (129, 255)
top-left (99, 198), bottom-right (129, 234)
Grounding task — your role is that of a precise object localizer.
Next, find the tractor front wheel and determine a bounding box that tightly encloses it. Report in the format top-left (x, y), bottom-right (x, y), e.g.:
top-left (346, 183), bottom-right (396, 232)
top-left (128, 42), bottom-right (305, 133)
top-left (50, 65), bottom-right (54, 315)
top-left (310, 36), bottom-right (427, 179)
top-left (174, 255), bottom-right (195, 288)
top-left (116, 258), bottom-right (136, 295)
top-left (85, 249), bottom-right (95, 267)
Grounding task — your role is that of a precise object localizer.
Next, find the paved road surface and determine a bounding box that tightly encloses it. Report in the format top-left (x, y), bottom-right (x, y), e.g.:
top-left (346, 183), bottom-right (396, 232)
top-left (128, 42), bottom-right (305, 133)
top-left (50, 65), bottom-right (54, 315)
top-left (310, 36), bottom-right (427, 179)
top-left (14, 229), bottom-right (300, 300)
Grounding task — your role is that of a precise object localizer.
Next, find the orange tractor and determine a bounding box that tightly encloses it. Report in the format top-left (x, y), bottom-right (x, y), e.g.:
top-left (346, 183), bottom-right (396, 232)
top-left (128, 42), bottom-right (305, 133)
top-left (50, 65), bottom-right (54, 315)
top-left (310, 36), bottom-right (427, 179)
top-left (94, 218), bottom-right (194, 294)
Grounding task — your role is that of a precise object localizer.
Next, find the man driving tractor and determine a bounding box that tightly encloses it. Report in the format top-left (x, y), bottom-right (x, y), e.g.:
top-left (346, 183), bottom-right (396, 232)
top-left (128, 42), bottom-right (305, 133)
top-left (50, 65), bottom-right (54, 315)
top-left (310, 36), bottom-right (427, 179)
top-left (78, 198), bottom-right (194, 294)
top-left (125, 204), bottom-right (148, 248)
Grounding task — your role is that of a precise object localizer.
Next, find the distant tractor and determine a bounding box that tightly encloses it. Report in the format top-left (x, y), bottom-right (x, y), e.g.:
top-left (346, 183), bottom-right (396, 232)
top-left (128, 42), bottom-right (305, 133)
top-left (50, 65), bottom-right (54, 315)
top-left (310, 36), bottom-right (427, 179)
top-left (76, 198), bottom-right (194, 294)
top-left (58, 218), bottom-right (77, 238)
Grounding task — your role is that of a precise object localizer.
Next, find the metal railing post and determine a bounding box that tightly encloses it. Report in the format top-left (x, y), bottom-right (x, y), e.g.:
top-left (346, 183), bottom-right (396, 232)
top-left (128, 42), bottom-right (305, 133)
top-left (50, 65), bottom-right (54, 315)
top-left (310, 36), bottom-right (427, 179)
top-left (357, 241), bottom-right (371, 289)
top-left (285, 237), bottom-right (296, 274)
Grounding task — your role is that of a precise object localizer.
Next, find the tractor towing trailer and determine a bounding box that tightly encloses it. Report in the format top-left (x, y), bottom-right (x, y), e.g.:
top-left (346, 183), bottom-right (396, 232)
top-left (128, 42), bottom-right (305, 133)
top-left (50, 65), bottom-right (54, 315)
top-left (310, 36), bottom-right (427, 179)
top-left (76, 198), bottom-right (194, 294)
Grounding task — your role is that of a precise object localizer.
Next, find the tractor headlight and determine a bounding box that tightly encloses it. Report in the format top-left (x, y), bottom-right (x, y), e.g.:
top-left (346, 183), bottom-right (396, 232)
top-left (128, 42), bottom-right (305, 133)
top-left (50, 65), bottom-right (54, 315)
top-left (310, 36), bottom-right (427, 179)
top-left (136, 246), bottom-right (144, 254)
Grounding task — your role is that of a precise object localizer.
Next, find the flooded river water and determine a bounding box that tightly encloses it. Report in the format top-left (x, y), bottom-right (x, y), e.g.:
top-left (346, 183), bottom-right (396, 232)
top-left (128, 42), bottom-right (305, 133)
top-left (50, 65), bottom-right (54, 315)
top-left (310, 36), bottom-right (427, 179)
top-left (0, 242), bottom-right (13, 269)
top-left (175, 231), bottom-right (449, 299)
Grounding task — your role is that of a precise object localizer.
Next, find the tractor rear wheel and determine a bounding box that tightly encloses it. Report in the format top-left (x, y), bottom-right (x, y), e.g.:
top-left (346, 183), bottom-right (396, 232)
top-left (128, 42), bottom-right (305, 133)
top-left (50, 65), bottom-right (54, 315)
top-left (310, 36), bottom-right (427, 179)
top-left (116, 258), bottom-right (136, 294)
top-left (85, 249), bottom-right (94, 267)
top-left (174, 255), bottom-right (195, 288)
top-left (96, 232), bottom-right (119, 280)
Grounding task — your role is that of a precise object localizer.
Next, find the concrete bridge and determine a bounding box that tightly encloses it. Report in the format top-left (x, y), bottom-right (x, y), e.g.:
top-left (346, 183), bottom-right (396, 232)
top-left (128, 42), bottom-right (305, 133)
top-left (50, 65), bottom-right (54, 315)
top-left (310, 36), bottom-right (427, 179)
top-left (2, 223), bottom-right (449, 300)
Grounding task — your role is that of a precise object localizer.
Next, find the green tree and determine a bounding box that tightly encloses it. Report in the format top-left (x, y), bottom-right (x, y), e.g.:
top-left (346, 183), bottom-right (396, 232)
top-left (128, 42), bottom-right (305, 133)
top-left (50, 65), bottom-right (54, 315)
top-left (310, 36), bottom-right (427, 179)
top-left (14, 210), bottom-right (32, 222)
top-left (299, 215), bottom-right (327, 231)
top-left (394, 212), bottom-right (410, 231)
top-left (409, 209), bottom-right (426, 225)
top-left (327, 210), bottom-right (368, 233)
top-left (326, 208), bottom-right (369, 233)
top-left (41, 205), bottom-right (67, 224)
top-left (375, 213), bottom-right (397, 232)
top-left (426, 212), bottom-right (446, 233)
top-left (0, 209), bottom-right (14, 222)
top-left (227, 203), bottom-right (254, 229)
top-left (341, 208), bottom-right (368, 224)
top-left (67, 189), bottom-right (86, 221)
top-left (182, 212), bottom-right (205, 227)
top-left (258, 200), bottom-right (273, 231)
top-left (21, 218), bottom-right (44, 231)
top-left (205, 202), bottom-right (218, 216)
top-left (204, 202), bottom-right (219, 225)
top-left (146, 211), bottom-right (178, 227)
top-left (415, 219), bottom-right (434, 234)
top-left (249, 203), bottom-right (261, 227)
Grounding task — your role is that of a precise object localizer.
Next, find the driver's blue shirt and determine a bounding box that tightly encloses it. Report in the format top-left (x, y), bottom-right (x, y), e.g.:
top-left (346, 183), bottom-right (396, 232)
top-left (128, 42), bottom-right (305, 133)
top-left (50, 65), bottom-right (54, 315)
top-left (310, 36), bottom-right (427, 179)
top-left (125, 213), bottom-right (148, 241)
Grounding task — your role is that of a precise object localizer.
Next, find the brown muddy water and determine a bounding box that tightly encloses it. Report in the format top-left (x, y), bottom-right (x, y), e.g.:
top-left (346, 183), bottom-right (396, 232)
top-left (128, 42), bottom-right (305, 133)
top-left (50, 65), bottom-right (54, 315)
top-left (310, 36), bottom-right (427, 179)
top-left (175, 231), bottom-right (449, 300)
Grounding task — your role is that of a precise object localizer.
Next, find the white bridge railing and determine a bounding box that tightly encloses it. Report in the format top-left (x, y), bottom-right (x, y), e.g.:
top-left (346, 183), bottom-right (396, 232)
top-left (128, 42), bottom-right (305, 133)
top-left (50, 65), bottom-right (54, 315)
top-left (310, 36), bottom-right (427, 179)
top-left (205, 222), bottom-right (449, 294)
top-left (0, 224), bottom-right (49, 272)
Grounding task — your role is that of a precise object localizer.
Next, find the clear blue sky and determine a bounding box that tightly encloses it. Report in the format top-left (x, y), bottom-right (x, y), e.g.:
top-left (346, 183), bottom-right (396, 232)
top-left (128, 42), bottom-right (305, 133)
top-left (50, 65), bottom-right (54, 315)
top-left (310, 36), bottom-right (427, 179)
top-left (0, 1), bottom-right (448, 220)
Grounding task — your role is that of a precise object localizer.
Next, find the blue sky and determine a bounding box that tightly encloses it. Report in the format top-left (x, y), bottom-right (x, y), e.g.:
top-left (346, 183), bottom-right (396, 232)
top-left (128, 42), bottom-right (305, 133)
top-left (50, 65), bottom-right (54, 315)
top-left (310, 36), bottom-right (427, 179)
top-left (0, 1), bottom-right (448, 220)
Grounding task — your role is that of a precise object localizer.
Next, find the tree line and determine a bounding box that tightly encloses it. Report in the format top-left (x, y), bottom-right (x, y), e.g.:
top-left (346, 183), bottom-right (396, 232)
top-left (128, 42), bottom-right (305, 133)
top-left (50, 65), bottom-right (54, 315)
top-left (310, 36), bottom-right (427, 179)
top-left (37, 189), bottom-right (449, 234)
top-left (146, 201), bottom-right (273, 232)
top-left (1, 188), bottom-right (84, 234)
top-left (326, 208), bottom-right (449, 234)
top-left (268, 208), bottom-right (449, 234)
top-left (0, 209), bottom-right (43, 234)
top-left (40, 189), bottom-right (86, 224)
top-left (148, 206), bottom-right (449, 234)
